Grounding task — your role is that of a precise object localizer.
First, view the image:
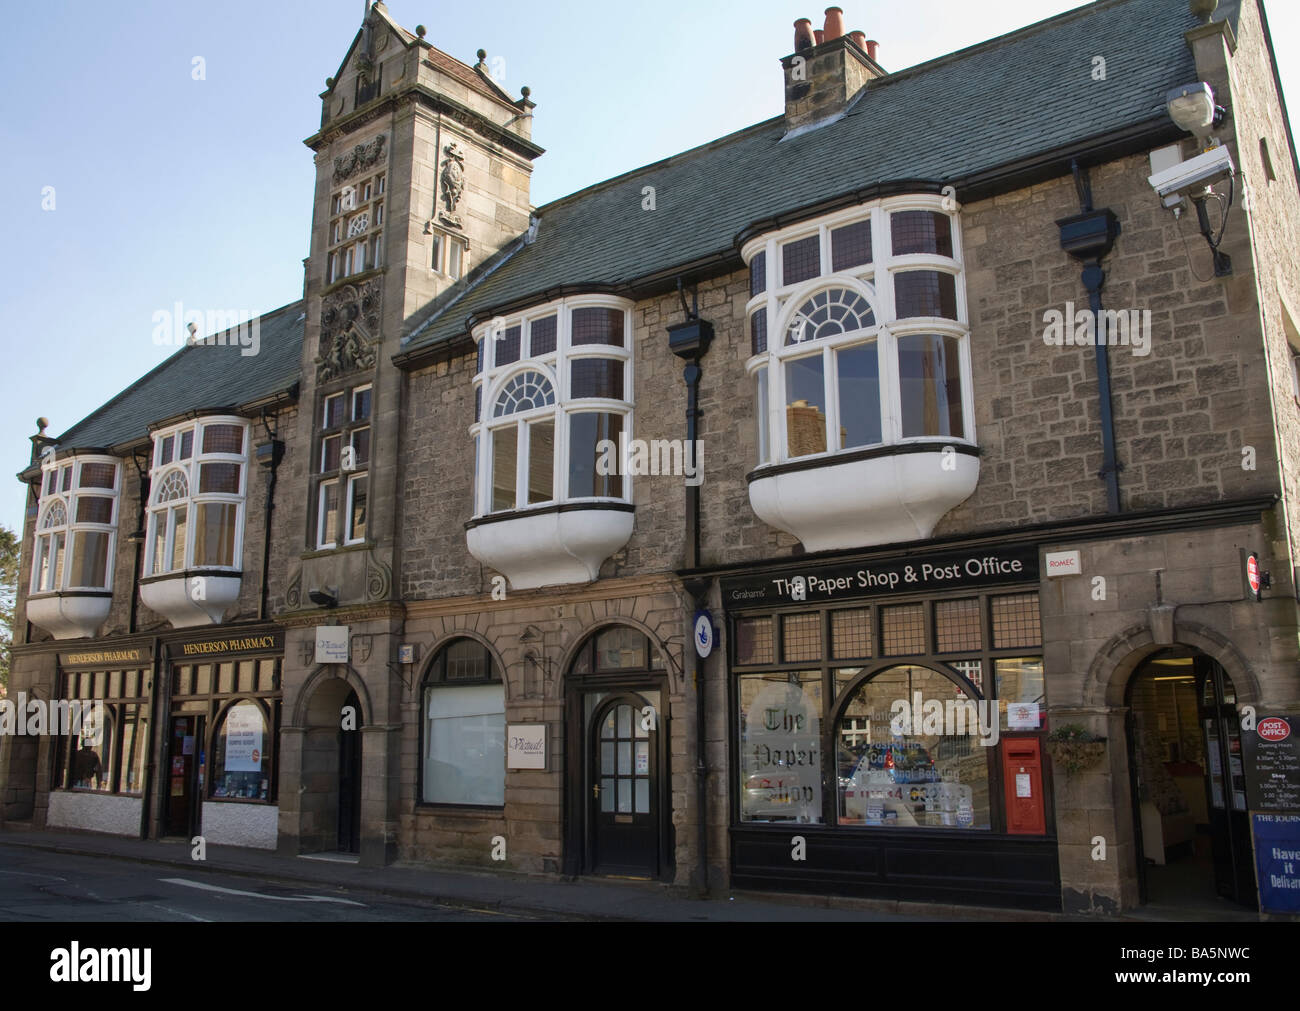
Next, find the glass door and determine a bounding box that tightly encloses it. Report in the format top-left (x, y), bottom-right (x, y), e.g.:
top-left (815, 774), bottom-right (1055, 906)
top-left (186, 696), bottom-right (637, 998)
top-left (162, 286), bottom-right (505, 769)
top-left (1199, 658), bottom-right (1256, 907)
top-left (590, 693), bottom-right (658, 876)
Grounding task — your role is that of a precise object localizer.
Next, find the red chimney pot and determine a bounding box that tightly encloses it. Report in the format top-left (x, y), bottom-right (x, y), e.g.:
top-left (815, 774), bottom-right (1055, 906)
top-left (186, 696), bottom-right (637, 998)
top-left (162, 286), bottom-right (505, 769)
top-left (823, 7), bottom-right (845, 41)
top-left (793, 18), bottom-right (815, 51)
top-left (865, 39), bottom-right (879, 62)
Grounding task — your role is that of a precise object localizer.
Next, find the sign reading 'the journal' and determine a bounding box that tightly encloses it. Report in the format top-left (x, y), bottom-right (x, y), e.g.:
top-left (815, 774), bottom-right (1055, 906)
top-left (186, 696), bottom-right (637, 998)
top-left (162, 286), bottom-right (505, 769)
top-left (721, 544), bottom-right (1039, 607)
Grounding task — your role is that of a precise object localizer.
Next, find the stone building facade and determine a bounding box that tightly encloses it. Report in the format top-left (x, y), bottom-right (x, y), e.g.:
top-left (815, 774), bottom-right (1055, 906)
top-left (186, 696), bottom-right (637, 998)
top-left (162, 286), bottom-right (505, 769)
top-left (3, 0), bottom-right (1299, 917)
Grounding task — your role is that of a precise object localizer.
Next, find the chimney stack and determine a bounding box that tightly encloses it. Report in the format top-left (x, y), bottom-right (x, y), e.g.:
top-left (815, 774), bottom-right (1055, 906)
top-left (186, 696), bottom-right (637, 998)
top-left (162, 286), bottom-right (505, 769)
top-left (782, 9), bottom-right (885, 135)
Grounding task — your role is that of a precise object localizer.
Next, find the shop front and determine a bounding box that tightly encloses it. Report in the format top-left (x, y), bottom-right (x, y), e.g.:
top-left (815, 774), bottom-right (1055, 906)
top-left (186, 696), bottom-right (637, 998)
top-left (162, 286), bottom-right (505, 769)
top-left (159, 629), bottom-right (284, 849)
top-left (722, 544), bottom-right (1060, 909)
top-left (46, 641), bottom-right (157, 838)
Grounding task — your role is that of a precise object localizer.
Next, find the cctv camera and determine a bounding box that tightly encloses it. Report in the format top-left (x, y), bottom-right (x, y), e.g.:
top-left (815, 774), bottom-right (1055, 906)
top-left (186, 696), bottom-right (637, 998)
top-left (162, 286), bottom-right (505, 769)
top-left (1147, 145), bottom-right (1234, 201)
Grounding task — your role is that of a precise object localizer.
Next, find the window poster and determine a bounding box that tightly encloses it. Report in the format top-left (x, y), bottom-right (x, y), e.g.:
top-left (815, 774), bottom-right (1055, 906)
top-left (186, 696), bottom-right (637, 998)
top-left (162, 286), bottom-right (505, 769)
top-left (223, 703), bottom-right (263, 773)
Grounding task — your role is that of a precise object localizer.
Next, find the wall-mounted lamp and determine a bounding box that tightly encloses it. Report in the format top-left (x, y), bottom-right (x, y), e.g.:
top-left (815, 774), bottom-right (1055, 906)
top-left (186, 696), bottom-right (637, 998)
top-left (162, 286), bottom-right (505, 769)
top-left (1166, 82), bottom-right (1225, 140)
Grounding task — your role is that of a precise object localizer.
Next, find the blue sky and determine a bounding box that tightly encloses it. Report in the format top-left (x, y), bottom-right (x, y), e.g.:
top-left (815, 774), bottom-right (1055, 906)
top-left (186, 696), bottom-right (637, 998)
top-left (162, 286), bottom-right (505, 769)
top-left (3, 0), bottom-right (1298, 539)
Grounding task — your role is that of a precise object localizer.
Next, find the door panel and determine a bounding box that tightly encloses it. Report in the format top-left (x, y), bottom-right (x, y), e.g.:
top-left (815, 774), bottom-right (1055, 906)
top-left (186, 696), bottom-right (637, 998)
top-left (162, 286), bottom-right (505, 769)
top-left (1198, 659), bottom-right (1257, 908)
top-left (165, 715), bottom-right (203, 837)
top-left (590, 695), bottom-right (658, 876)
top-left (337, 690), bottom-right (361, 853)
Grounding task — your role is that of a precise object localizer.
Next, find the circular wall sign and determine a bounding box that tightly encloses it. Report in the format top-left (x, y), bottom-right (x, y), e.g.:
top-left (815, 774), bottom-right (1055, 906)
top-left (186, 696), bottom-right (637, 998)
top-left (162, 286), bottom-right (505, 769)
top-left (693, 611), bottom-right (714, 659)
top-left (1247, 554), bottom-right (1261, 595)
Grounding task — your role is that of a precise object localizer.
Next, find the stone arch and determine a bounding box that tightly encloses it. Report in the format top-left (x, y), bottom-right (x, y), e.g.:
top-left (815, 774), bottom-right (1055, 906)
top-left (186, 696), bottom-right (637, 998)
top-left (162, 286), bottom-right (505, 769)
top-left (420, 629), bottom-right (511, 701)
top-left (1083, 618), bottom-right (1260, 710)
top-left (293, 663), bottom-right (374, 728)
top-left (557, 615), bottom-right (683, 698)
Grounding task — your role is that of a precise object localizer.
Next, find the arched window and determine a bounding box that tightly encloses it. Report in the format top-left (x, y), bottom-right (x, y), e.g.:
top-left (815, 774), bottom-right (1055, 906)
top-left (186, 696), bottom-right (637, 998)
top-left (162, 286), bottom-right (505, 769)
top-left (421, 639), bottom-right (505, 806)
top-left (472, 299), bottom-right (632, 515)
top-left (211, 700), bottom-right (272, 800)
top-left (569, 625), bottom-right (665, 675)
top-left (835, 665), bottom-right (991, 830)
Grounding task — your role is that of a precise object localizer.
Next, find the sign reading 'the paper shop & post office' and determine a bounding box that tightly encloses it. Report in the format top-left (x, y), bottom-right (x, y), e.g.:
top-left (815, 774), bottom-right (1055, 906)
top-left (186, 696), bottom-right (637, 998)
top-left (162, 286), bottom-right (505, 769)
top-left (721, 544), bottom-right (1039, 608)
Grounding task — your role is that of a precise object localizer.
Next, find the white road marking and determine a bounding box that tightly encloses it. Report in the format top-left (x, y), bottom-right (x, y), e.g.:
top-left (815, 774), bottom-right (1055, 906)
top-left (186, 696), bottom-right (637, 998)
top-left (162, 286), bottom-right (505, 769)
top-left (0, 870), bottom-right (69, 882)
top-left (148, 903), bottom-right (210, 922)
top-left (160, 877), bottom-right (365, 906)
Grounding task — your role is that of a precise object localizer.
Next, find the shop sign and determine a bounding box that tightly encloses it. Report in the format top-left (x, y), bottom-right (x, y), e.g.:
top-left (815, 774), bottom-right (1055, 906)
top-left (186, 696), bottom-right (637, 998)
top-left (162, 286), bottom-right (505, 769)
top-left (1247, 553), bottom-right (1261, 599)
top-left (1251, 813), bottom-right (1300, 914)
top-left (59, 646), bottom-right (149, 669)
top-left (315, 626), bottom-right (350, 665)
top-left (507, 724), bottom-right (546, 770)
top-left (1044, 550), bottom-right (1081, 577)
top-left (721, 544), bottom-right (1039, 608)
top-left (174, 631), bottom-right (283, 658)
top-left (1243, 716), bottom-right (1300, 811)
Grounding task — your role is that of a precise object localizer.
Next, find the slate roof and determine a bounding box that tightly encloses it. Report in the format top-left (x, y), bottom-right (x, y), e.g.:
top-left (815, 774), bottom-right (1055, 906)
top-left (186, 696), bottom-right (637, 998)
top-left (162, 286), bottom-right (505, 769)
top-left (400, 0), bottom-right (1209, 357)
top-left (52, 300), bottom-right (304, 453)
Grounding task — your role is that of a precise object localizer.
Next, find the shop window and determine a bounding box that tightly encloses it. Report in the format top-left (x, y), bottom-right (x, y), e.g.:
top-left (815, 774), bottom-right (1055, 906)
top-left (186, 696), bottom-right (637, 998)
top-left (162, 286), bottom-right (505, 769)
top-left (836, 665), bottom-right (990, 829)
top-left (170, 658), bottom-right (281, 803)
top-left (738, 670), bottom-right (823, 823)
top-left (991, 592), bottom-right (1042, 649)
top-left (421, 639), bottom-right (505, 806)
top-left (732, 593), bottom-right (1045, 831)
top-left (144, 419), bottom-right (248, 575)
top-left (472, 299), bottom-right (633, 516)
top-left (212, 701), bottom-right (272, 800)
top-left (55, 667), bottom-right (150, 796)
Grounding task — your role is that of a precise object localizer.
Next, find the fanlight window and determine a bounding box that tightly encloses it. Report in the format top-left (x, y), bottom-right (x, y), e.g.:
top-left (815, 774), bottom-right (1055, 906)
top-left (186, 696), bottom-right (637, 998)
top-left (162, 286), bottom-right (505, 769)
top-left (494, 371), bottom-right (555, 417)
top-left (787, 288), bottom-right (875, 346)
top-left (155, 470), bottom-right (189, 503)
top-left (42, 501), bottom-right (68, 528)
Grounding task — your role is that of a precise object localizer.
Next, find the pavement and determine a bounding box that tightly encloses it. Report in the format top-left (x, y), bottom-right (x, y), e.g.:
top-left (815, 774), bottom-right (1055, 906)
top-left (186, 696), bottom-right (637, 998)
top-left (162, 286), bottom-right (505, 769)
top-left (0, 824), bottom-right (1079, 922)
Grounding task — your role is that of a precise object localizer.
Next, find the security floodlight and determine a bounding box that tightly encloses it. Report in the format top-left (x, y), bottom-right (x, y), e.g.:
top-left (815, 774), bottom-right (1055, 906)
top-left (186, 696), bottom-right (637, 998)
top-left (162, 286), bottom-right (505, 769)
top-left (1166, 83), bottom-right (1225, 136)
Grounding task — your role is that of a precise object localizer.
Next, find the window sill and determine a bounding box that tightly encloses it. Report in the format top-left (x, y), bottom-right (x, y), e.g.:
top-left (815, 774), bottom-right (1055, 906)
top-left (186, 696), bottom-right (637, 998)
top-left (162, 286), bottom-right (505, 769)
top-left (414, 803), bottom-right (506, 815)
top-left (322, 266), bottom-right (383, 297)
top-left (748, 441), bottom-right (980, 483)
top-left (139, 571), bottom-right (242, 629)
top-left (301, 541), bottom-right (374, 561)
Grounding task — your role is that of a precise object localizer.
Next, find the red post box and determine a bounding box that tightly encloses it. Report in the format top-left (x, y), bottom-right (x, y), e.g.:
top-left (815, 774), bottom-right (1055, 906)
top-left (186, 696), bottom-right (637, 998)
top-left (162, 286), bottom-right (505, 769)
top-left (1001, 737), bottom-right (1046, 834)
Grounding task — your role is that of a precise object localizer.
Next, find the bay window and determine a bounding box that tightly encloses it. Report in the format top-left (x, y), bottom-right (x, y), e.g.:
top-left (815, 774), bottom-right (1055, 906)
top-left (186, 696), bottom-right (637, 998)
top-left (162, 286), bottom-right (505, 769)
top-left (742, 195), bottom-right (979, 552)
top-left (465, 296), bottom-right (636, 590)
top-left (27, 455), bottom-right (121, 640)
top-left (139, 417), bottom-right (248, 628)
top-left (145, 419), bottom-right (248, 575)
top-left (471, 298), bottom-right (632, 515)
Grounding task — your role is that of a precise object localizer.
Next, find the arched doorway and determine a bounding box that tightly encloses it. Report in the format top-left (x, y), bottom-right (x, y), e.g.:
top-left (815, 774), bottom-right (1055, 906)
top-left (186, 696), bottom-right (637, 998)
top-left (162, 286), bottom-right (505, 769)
top-left (1125, 648), bottom-right (1256, 910)
top-left (299, 673), bottom-right (364, 855)
top-left (564, 625), bottom-right (671, 879)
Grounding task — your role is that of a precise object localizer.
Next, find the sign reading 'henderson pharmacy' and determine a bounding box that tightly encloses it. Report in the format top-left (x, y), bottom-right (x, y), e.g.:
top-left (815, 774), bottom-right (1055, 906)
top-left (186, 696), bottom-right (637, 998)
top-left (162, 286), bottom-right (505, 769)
top-left (721, 544), bottom-right (1039, 608)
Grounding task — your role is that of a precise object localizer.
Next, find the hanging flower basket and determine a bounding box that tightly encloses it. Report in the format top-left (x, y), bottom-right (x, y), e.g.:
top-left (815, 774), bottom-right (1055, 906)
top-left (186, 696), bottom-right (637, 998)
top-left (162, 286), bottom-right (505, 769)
top-left (1046, 724), bottom-right (1107, 774)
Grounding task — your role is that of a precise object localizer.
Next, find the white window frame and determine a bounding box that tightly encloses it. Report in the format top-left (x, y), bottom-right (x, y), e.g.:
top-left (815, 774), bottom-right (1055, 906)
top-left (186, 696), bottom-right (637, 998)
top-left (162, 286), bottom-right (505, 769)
top-left (742, 194), bottom-right (974, 468)
top-left (326, 163), bottom-right (385, 284)
top-left (431, 228), bottom-right (467, 279)
top-left (470, 296), bottom-right (634, 517)
top-left (31, 455), bottom-right (120, 594)
top-left (143, 417), bottom-right (249, 577)
top-left (315, 383), bottom-right (371, 550)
